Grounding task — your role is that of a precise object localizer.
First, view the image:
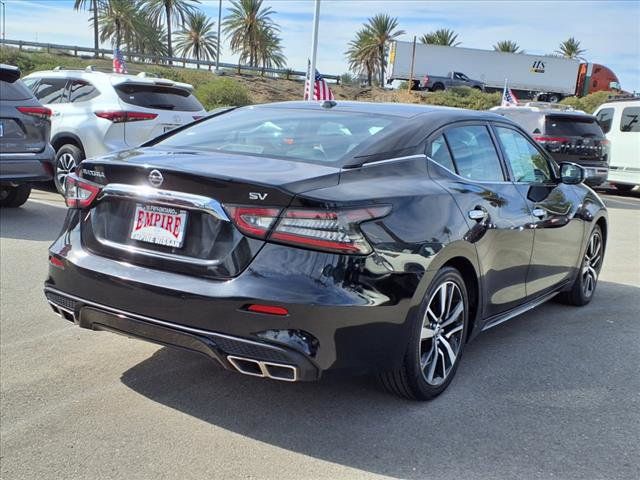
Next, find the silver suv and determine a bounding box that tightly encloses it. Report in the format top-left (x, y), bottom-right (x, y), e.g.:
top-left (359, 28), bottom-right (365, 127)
top-left (23, 67), bottom-right (206, 193)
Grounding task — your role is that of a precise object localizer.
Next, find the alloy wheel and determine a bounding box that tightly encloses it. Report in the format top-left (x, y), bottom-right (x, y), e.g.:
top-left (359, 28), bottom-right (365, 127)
top-left (57, 153), bottom-right (77, 194)
top-left (419, 281), bottom-right (465, 386)
top-left (582, 231), bottom-right (602, 298)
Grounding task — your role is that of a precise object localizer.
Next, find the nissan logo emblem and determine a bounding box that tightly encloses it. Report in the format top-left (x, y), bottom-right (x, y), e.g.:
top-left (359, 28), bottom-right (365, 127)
top-left (148, 169), bottom-right (164, 187)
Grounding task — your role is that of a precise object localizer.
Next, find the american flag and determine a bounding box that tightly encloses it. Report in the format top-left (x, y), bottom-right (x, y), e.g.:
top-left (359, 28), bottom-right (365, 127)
top-left (113, 48), bottom-right (128, 74)
top-left (304, 63), bottom-right (334, 101)
top-left (501, 80), bottom-right (518, 107)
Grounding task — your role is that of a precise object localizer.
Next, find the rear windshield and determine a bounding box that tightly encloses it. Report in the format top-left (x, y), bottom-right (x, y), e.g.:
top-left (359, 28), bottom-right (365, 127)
top-left (115, 84), bottom-right (203, 112)
top-left (0, 79), bottom-right (34, 101)
top-left (155, 107), bottom-right (396, 164)
top-left (545, 115), bottom-right (603, 137)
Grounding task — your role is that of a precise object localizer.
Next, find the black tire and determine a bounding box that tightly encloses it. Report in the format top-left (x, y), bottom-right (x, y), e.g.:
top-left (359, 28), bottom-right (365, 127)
top-left (548, 93), bottom-right (562, 103)
top-left (557, 225), bottom-right (604, 306)
top-left (54, 144), bottom-right (84, 195)
top-left (0, 184), bottom-right (32, 208)
top-left (615, 184), bottom-right (635, 194)
top-left (379, 267), bottom-right (469, 400)
top-left (432, 83), bottom-right (445, 92)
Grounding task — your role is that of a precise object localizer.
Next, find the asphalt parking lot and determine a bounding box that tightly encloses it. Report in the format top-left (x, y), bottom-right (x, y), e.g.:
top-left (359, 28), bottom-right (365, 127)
top-left (1, 189), bottom-right (639, 480)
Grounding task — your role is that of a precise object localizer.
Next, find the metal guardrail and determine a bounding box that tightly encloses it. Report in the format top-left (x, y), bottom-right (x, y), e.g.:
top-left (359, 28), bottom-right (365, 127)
top-left (0, 38), bottom-right (341, 83)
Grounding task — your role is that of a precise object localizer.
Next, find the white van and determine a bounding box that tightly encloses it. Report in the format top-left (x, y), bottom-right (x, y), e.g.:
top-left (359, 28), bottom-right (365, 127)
top-left (594, 98), bottom-right (640, 192)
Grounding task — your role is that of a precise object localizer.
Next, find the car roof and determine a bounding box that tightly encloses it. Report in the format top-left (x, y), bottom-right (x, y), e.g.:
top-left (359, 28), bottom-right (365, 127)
top-left (23, 69), bottom-right (193, 91)
top-left (491, 106), bottom-right (596, 120)
top-left (597, 98), bottom-right (640, 108)
top-left (256, 100), bottom-right (506, 122)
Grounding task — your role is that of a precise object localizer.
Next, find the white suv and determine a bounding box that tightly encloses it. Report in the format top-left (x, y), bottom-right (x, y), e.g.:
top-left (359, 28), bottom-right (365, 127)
top-left (23, 67), bottom-right (206, 193)
top-left (593, 97), bottom-right (640, 192)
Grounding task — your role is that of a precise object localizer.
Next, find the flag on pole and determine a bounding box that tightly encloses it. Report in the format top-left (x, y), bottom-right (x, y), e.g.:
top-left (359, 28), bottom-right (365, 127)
top-left (304, 61), bottom-right (335, 101)
top-left (113, 48), bottom-right (128, 74)
top-left (501, 79), bottom-right (518, 107)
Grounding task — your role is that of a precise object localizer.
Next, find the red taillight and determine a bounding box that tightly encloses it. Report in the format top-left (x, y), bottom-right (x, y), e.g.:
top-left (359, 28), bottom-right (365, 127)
top-left (225, 204), bottom-right (391, 255)
top-left (94, 111), bottom-right (158, 123)
top-left (49, 255), bottom-right (65, 269)
top-left (533, 136), bottom-right (569, 143)
top-left (225, 206), bottom-right (281, 238)
top-left (17, 106), bottom-right (52, 119)
top-left (64, 174), bottom-right (102, 209)
top-left (246, 304), bottom-right (289, 316)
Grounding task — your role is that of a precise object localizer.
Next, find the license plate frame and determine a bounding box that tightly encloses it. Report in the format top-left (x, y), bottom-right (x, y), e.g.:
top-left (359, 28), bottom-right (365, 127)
top-left (130, 203), bottom-right (188, 248)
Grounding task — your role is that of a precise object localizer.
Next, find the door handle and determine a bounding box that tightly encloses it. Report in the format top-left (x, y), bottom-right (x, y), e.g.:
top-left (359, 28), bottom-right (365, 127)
top-left (532, 207), bottom-right (546, 218)
top-left (468, 208), bottom-right (487, 221)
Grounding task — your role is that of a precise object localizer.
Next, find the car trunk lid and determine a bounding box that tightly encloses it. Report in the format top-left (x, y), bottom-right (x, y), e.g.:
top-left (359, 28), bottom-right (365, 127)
top-left (78, 148), bottom-right (340, 278)
top-left (539, 114), bottom-right (609, 166)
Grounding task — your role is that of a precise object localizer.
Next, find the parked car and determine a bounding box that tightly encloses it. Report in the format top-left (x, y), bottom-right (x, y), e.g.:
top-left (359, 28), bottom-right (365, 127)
top-left (23, 67), bottom-right (206, 194)
top-left (491, 103), bottom-right (610, 186)
top-left (44, 101), bottom-right (607, 400)
top-left (0, 64), bottom-right (55, 208)
top-left (594, 97), bottom-right (640, 193)
top-left (419, 71), bottom-right (484, 91)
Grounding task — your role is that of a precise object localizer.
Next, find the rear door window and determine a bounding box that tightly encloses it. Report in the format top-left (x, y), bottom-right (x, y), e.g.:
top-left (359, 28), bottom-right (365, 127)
top-left (544, 115), bottom-right (603, 137)
top-left (595, 108), bottom-right (614, 133)
top-left (32, 78), bottom-right (68, 104)
top-left (0, 79), bottom-right (34, 101)
top-left (428, 135), bottom-right (456, 172)
top-left (620, 107), bottom-right (640, 132)
top-left (115, 84), bottom-right (203, 112)
top-left (444, 125), bottom-right (504, 182)
top-left (495, 127), bottom-right (553, 183)
top-left (69, 80), bottom-right (100, 103)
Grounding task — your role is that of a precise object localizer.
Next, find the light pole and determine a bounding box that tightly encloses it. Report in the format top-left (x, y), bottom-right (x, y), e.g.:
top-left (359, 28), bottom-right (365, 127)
top-left (306, 0), bottom-right (321, 101)
top-left (215, 0), bottom-right (222, 74)
top-left (1, 1), bottom-right (6, 43)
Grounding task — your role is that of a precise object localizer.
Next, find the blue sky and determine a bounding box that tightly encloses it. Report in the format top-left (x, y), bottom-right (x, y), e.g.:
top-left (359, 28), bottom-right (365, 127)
top-left (3, 0), bottom-right (639, 92)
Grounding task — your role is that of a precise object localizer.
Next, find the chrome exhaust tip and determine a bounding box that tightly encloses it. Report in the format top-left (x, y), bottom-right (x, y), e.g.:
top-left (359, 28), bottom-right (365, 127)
top-left (47, 301), bottom-right (76, 323)
top-left (227, 355), bottom-right (298, 382)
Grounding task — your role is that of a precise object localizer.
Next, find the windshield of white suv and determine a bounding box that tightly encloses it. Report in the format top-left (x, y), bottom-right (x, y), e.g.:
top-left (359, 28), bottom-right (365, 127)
top-left (155, 107), bottom-right (396, 164)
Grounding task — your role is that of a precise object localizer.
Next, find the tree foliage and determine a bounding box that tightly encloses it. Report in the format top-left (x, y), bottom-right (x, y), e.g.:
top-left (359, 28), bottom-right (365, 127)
top-left (493, 40), bottom-right (522, 53)
top-left (420, 29), bottom-right (461, 46)
top-left (175, 11), bottom-right (218, 65)
top-left (556, 37), bottom-right (586, 59)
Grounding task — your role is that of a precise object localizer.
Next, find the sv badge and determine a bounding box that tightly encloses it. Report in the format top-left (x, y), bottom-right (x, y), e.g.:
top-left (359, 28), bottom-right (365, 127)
top-left (249, 192), bottom-right (268, 201)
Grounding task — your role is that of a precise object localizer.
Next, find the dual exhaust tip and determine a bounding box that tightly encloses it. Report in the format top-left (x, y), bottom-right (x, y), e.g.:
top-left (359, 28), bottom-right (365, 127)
top-left (48, 302), bottom-right (76, 323)
top-left (227, 355), bottom-right (298, 382)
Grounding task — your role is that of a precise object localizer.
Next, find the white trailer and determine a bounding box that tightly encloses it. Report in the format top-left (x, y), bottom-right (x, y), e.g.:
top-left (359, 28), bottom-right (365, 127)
top-left (388, 41), bottom-right (582, 97)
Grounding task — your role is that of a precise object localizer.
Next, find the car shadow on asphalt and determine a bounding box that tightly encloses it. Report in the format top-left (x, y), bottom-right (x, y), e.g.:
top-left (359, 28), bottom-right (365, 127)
top-left (119, 280), bottom-right (639, 479)
top-left (0, 201), bottom-right (67, 242)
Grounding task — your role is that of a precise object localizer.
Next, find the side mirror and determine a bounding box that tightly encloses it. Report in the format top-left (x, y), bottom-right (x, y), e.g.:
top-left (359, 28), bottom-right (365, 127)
top-left (559, 162), bottom-right (585, 185)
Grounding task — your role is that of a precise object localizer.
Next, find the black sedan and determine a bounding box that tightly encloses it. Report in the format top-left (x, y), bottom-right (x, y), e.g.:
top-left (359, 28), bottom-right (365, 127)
top-left (44, 101), bottom-right (607, 400)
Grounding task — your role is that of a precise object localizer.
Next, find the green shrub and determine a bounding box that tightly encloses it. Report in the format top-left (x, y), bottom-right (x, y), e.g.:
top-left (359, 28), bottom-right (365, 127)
top-left (195, 78), bottom-right (252, 109)
top-left (422, 87), bottom-right (502, 110)
top-left (560, 91), bottom-right (612, 113)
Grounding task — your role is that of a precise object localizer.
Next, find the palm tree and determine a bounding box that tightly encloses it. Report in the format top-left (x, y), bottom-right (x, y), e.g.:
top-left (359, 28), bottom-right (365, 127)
top-left (420, 28), bottom-right (461, 46)
top-left (143, 0), bottom-right (200, 62)
top-left (256, 29), bottom-right (286, 74)
top-left (98, 0), bottom-right (147, 49)
top-left (363, 14), bottom-right (404, 86)
top-left (493, 40), bottom-right (522, 53)
top-left (555, 37), bottom-right (586, 59)
top-left (74, 0), bottom-right (102, 58)
top-left (345, 28), bottom-right (379, 86)
top-left (223, 0), bottom-right (277, 68)
top-left (127, 19), bottom-right (168, 62)
top-left (175, 12), bottom-right (218, 67)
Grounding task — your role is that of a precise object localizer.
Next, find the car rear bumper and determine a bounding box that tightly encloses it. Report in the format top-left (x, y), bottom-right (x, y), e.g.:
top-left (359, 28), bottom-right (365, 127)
top-left (0, 144), bottom-right (55, 183)
top-left (45, 287), bottom-right (318, 381)
top-left (45, 219), bottom-right (419, 379)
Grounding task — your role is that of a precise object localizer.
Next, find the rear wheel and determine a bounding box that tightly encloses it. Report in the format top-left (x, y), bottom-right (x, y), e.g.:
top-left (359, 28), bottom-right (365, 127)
top-left (558, 225), bottom-right (604, 306)
top-left (432, 83), bottom-right (445, 92)
top-left (615, 184), bottom-right (636, 194)
top-left (379, 267), bottom-right (469, 400)
top-left (0, 184), bottom-right (32, 208)
top-left (54, 144), bottom-right (84, 195)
